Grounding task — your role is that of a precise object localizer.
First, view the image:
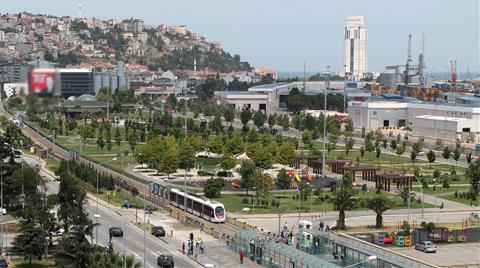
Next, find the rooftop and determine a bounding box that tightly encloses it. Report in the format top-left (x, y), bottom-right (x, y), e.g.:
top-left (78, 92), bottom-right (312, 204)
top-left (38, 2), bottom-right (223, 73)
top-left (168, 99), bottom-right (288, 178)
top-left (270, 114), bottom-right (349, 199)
top-left (415, 115), bottom-right (470, 122)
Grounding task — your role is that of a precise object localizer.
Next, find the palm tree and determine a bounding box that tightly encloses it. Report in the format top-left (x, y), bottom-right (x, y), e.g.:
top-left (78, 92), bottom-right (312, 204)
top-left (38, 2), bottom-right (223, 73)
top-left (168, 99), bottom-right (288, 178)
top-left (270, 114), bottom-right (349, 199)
top-left (366, 193), bottom-right (393, 228)
top-left (397, 187), bottom-right (416, 206)
top-left (332, 172), bottom-right (356, 229)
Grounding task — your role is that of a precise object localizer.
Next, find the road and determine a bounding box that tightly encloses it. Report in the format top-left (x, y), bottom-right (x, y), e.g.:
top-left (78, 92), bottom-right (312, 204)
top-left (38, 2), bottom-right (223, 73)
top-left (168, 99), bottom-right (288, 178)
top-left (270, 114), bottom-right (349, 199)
top-left (87, 200), bottom-right (200, 268)
top-left (22, 152), bottom-right (200, 268)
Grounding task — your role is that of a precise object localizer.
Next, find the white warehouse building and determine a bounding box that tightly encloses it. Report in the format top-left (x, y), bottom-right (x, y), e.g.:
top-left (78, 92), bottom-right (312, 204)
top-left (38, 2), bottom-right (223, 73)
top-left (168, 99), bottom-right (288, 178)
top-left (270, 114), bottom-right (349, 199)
top-left (349, 95), bottom-right (480, 142)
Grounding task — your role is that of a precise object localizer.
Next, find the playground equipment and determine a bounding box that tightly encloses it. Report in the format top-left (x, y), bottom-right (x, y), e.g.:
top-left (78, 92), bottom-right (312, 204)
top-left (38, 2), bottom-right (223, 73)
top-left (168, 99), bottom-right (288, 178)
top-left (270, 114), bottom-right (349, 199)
top-left (287, 169), bottom-right (313, 183)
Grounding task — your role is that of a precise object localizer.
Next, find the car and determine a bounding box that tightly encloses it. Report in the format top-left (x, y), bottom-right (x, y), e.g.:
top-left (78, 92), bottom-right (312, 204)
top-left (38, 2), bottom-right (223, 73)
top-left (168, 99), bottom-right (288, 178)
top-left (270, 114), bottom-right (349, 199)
top-left (157, 255), bottom-right (174, 268)
top-left (109, 227), bottom-right (124, 237)
top-left (145, 204), bottom-right (154, 214)
top-left (415, 241), bottom-right (436, 253)
top-left (151, 226), bottom-right (166, 237)
top-left (122, 200), bottom-right (132, 209)
top-left (0, 256), bottom-right (8, 268)
top-left (199, 115), bottom-right (206, 122)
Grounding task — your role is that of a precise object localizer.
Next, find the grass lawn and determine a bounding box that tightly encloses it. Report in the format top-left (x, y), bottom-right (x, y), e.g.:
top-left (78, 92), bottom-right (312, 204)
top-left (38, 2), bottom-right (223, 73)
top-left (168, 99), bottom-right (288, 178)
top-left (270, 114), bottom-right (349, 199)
top-left (45, 156), bottom-right (60, 171)
top-left (440, 194), bottom-right (479, 207)
top-left (411, 185), bottom-right (470, 196)
top-left (216, 190), bottom-right (433, 214)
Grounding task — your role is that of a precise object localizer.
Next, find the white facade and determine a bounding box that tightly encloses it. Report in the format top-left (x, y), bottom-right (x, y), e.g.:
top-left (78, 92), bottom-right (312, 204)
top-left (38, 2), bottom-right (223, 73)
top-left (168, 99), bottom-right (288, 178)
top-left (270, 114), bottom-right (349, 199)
top-left (349, 100), bottom-right (480, 142)
top-left (413, 115), bottom-right (480, 142)
top-left (214, 92), bottom-right (268, 112)
top-left (343, 16), bottom-right (368, 81)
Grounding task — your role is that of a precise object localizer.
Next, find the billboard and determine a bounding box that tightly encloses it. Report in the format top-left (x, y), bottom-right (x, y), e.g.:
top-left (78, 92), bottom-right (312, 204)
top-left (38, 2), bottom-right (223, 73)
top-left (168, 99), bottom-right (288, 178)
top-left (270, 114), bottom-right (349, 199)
top-left (30, 69), bottom-right (55, 95)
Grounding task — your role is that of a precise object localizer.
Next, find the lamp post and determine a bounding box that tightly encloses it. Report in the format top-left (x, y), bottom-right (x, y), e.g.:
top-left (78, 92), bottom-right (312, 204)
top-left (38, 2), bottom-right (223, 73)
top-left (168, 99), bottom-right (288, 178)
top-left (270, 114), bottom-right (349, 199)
top-left (95, 157), bottom-right (117, 245)
top-left (345, 255), bottom-right (377, 268)
top-left (322, 67), bottom-right (331, 177)
top-left (409, 176), bottom-right (424, 220)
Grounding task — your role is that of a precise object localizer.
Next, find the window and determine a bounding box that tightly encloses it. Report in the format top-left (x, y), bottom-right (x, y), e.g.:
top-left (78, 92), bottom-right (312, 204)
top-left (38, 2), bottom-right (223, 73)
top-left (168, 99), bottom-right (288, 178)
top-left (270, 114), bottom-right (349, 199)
top-left (383, 120), bottom-right (389, 127)
top-left (373, 111), bottom-right (377, 116)
top-left (214, 206), bottom-right (224, 217)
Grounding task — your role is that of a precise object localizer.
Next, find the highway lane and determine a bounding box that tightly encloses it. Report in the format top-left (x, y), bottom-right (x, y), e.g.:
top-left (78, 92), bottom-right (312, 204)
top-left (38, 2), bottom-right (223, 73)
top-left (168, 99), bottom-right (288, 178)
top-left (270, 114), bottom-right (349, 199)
top-left (86, 200), bottom-right (200, 268)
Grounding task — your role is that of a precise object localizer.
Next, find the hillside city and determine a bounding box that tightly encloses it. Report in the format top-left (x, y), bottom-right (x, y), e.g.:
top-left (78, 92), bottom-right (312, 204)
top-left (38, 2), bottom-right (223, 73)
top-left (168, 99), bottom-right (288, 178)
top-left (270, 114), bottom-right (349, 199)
top-left (0, 6), bottom-right (479, 268)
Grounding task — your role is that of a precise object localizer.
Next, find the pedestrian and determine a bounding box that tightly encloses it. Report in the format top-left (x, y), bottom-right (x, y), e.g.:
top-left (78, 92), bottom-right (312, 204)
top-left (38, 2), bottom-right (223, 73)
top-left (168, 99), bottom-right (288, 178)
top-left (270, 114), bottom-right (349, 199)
top-left (320, 220), bottom-right (324, 231)
top-left (200, 244), bottom-right (204, 254)
top-left (196, 238), bottom-right (199, 249)
top-left (182, 242), bottom-right (185, 254)
top-left (239, 250), bottom-right (244, 264)
top-left (326, 225), bottom-right (330, 232)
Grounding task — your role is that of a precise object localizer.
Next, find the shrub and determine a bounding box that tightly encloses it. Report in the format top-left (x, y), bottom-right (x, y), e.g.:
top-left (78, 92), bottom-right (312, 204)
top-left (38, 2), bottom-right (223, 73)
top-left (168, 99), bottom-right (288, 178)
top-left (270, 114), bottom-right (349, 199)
top-left (242, 197), bottom-right (249, 204)
top-left (454, 191), bottom-right (458, 198)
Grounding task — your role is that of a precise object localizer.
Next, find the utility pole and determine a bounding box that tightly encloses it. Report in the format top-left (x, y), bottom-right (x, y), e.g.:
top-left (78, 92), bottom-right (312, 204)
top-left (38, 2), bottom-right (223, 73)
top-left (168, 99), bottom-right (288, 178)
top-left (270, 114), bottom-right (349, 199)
top-left (143, 202), bottom-right (146, 268)
top-left (322, 66), bottom-right (330, 177)
top-left (303, 60), bottom-right (307, 91)
top-left (183, 88), bottom-right (188, 212)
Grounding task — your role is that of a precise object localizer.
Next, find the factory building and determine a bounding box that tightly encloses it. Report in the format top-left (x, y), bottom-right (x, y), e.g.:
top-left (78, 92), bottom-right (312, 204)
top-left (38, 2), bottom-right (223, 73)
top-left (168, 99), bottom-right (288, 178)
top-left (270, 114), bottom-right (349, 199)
top-left (349, 94), bottom-right (480, 142)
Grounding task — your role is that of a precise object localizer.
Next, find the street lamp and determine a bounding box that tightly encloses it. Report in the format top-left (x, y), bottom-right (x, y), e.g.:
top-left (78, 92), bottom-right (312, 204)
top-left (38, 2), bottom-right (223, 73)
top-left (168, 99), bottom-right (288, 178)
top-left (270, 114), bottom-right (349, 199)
top-left (345, 255), bottom-right (377, 268)
top-left (95, 157), bottom-right (117, 245)
top-left (408, 176), bottom-right (424, 220)
top-left (322, 67), bottom-right (331, 177)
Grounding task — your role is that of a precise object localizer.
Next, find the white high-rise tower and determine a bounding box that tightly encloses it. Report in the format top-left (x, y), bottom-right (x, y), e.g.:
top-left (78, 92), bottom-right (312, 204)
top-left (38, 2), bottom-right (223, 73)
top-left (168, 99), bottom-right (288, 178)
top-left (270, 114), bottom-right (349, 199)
top-left (343, 16), bottom-right (368, 81)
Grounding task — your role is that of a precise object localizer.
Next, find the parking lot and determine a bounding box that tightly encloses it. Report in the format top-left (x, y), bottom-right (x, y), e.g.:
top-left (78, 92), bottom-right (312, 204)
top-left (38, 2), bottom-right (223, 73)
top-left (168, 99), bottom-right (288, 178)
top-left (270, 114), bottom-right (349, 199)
top-left (395, 243), bottom-right (480, 267)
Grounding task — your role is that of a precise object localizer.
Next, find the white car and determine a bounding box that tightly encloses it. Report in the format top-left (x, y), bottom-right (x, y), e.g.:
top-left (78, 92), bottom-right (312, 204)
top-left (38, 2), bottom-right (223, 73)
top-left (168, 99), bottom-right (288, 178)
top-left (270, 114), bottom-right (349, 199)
top-left (415, 241), bottom-right (437, 253)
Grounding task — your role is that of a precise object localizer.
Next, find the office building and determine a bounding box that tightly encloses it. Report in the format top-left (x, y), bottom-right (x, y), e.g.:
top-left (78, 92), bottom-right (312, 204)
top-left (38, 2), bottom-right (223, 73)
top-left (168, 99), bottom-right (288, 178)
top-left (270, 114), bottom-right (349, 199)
top-left (59, 69), bottom-right (94, 97)
top-left (343, 16), bottom-right (368, 81)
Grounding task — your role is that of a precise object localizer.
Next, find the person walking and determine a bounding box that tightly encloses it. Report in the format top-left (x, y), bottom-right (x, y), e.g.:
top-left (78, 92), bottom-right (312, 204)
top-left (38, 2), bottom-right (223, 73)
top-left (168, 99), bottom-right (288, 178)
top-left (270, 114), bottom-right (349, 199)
top-left (239, 250), bottom-right (244, 264)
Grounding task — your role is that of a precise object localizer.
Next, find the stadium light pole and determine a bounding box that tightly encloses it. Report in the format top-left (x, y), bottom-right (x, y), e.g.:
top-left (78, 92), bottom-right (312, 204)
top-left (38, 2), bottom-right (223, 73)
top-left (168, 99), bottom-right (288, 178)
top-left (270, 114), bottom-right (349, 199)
top-left (322, 66), bottom-right (331, 177)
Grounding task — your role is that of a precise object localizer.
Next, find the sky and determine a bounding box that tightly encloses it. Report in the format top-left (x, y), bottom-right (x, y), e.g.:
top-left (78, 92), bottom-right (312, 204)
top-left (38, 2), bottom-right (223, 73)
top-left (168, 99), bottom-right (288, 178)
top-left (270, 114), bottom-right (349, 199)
top-left (2, 0), bottom-right (479, 73)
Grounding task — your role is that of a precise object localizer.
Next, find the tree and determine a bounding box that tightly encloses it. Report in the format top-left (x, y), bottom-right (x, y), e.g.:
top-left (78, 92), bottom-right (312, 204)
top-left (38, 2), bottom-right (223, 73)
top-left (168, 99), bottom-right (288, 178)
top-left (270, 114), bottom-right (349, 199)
top-left (252, 147), bottom-right (273, 170)
top-left (452, 148), bottom-right (461, 166)
top-left (281, 115), bottom-right (290, 131)
top-left (267, 114), bottom-right (276, 130)
top-left (224, 134), bottom-right (245, 155)
top-left (253, 110), bottom-right (266, 130)
top-left (207, 135), bottom-right (224, 154)
top-left (396, 145), bottom-right (406, 156)
top-left (240, 109), bottom-right (252, 130)
top-left (375, 146), bottom-right (382, 163)
top-left (302, 131), bottom-right (313, 151)
top-left (276, 141), bottom-right (296, 167)
top-left (203, 178), bottom-right (224, 198)
top-left (345, 137), bottom-right (354, 155)
top-left (466, 151), bottom-right (473, 164)
top-left (398, 187), bottom-right (416, 206)
top-left (332, 172), bottom-right (356, 229)
top-left (253, 171), bottom-right (274, 202)
top-left (390, 140), bottom-right (397, 150)
top-left (359, 146), bottom-right (365, 158)
top-left (11, 193), bottom-right (50, 266)
top-left (223, 105), bottom-right (235, 125)
top-left (220, 153), bottom-right (236, 173)
top-left (276, 168), bottom-right (290, 189)
top-left (209, 114), bottom-right (224, 134)
top-left (179, 141), bottom-right (195, 172)
top-left (427, 149), bottom-right (436, 168)
top-left (410, 151), bottom-right (417, 166)
top-left (442, 146), bottom-right (451, 163)
top-left (466, 158), bottom-right (480, 202)
top-left (364, 134), bottom-right (375, 156)
top-left (366, 193), bottom-right (393, 228)
top-left (115, 127), bottom-right (121, 147)
top-left (239, 160), bottom-right (256, 194)
top-left (159, 136), bottom-right (179, 179)
top-left (412, 140), bottom-right (423, 154)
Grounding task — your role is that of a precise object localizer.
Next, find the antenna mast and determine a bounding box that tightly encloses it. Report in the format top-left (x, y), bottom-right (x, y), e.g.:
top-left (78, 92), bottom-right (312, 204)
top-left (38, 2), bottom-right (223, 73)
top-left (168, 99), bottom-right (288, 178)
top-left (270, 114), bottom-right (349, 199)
top-left (78, 0), bottom-right (83, 18)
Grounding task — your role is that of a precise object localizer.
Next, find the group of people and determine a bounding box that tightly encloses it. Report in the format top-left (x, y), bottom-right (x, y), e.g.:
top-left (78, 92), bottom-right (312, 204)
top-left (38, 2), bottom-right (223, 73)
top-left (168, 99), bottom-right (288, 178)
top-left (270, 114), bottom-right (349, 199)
top-left (319, 220), bottom-right (330, 232)
top-left (182, 236), bottom-right (204, 257)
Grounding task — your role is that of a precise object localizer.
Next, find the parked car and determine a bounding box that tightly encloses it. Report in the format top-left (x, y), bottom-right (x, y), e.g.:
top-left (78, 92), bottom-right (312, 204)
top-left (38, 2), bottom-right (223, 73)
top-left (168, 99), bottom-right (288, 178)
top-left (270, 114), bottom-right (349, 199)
top-left (151, 226), bottom-right (166, 237)
top-left (199, 115), bottom-right (207, 122)
top-left (0, 256), bottom-right (8, 268)
top-left (122, 200), bottom-right (132, 209)
top-left (145, 204), bottom-right (154, 214)
top-left (109, 227), bottom-right (124, 237)
top-left (157, 255), bottom-right (174, 268)
top-left (415, 241), bottom-right (437, 253)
